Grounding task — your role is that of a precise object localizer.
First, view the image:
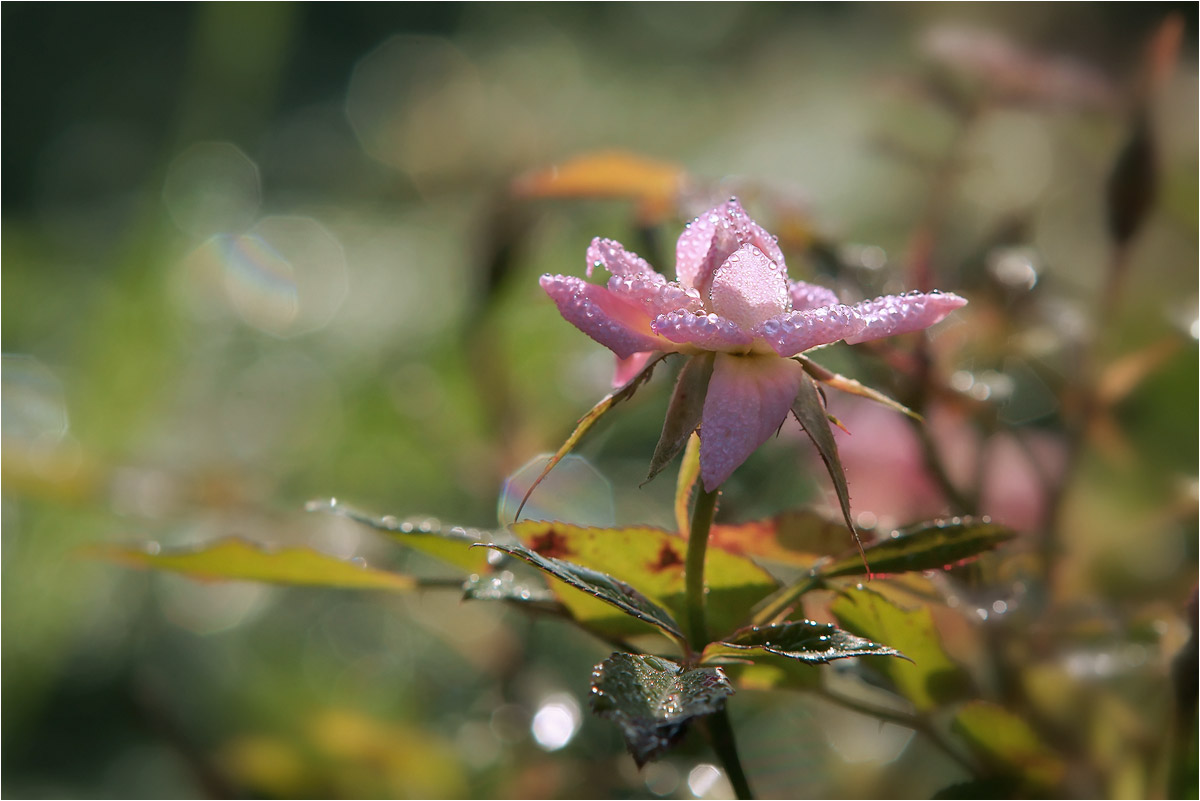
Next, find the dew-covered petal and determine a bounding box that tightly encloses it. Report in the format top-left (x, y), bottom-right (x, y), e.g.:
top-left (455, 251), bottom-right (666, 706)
top-left (755, 305), bottom-right (867, 357)
top-left (611, 352), bottom-right (655, 388)
top-left (843, 291), bottom-right (968, 344)
top-left (788, 279), bottom-right (841, 311)
top-left (540, 274), bottom-right (673, 359)
top-left (709, 244), bottom-right (789, 331)
top-left (586, 237), bottom-right (656, 278)
top-left (699, 354), bottom-right (805, 491)
top-left (675, 199), bottom-right (786, 296)
top-left (608, 274), bottom-right (702, 317)
top-left (651, 310), bottom-right (754, 352)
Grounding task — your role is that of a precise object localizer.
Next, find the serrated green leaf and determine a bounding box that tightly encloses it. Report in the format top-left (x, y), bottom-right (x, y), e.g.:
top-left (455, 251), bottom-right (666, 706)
top-left (590, 652), bottom-right (734, 766)
top-left (646, 353), bottom-right (713, 484)
top-left (514, 352), bottom-right (669, 521)
top-left (790, 373), bottom-right (865, 565)
top-left (307, 499), bottom-right (495, 572)
top-left (85, 539), bottom-right (416, 592)
top-left (703, 620), bottom-right (905, 664)
top-left (831, 586), bottom-right (970, 711)
top-left (798, 356), bottom-right (921, 421)
top-left (478, 542), bottom-right (685, 641)
top-left (510, 521), bottom-right (776, 642)
top-left (952, 701), bottom-right (1065, 789)
top-left (819, 518), bottom-right (1016, 579)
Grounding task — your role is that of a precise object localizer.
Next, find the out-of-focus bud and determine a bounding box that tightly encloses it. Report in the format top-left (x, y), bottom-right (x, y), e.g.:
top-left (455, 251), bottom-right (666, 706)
top-left (1105, 111), bottom-right (1157, 247)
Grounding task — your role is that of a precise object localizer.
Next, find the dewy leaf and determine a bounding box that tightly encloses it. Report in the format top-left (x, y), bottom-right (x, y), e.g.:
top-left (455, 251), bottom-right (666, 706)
top-left (819, 518), bottom-right (1016, 579)
top-left (831, 586), bottom-right (971, 711)
top-left (647, 353), bottom-right (713, 484)
top-left (479, 542), bottom-right (685, 641)
top-left (703, 620), bottom-right (904, 664)
top-left (515, 353), bottom-right (669, 522)
top-left (85, 539), bottom-right (416, 592)
top-left (952, 701), bottom-right (1066, 789)
top-left (590, 652), bottom-right (734, 767)
top-left (790, 372), bottom-right (867, 566)
top-left (461, 569), bottom-right (559, 606)
top-left (306, 499), bottom-right (493, 572)
top-left (511, 521), bottom-right (777, 643)
top-left (797, 356), bottom-right (921, 421)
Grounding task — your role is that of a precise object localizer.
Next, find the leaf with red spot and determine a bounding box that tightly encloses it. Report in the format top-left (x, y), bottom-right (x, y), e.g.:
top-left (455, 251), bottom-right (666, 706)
top-left (511, 521), bottom-right (777, 641)
top-left (707, 509), bottom-right (857, 570)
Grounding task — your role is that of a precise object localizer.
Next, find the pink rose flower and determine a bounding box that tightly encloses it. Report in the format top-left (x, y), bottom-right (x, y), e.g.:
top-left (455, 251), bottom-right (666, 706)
top-left (540, 199), bottom-right (966, 491)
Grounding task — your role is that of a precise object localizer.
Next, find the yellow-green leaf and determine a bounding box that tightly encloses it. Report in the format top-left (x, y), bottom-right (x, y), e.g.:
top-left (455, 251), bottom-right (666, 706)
top-left (831, 586), bottom-right (970, 711)
top-left (512, 520), bottom-right (777, 642)
top-left (85, 539), bottom-right (416, 592)
top-left (952, 701), bottom-right (1066, 789)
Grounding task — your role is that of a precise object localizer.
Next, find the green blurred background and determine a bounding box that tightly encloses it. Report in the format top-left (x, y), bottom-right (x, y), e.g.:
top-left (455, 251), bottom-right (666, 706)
top-left (3, 4), bottom-right (1196, 798)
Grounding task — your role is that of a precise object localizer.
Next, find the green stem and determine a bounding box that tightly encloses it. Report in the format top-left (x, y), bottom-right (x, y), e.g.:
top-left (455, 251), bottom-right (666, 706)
top-left (707, 707), bottom-right (755, 800)
top-left (683, 484), bottom-right (755, 799)
top-left (685, 485), bottom-right (719, 651)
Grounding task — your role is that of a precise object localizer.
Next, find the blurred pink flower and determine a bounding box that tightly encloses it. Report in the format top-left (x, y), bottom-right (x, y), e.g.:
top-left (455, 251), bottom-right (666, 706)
top-left (541, 199), bottom-right (966, 491)
top-left (826, 396), bottom-right (1067, 533)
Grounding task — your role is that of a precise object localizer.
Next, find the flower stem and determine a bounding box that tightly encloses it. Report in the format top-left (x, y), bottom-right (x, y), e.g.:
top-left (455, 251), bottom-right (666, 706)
top-left (707, 707), bottom-right (755, 800)
top-left (685, 485), bottom-right (719, 651)
top-left (684, 484), bottom-right (755, 799)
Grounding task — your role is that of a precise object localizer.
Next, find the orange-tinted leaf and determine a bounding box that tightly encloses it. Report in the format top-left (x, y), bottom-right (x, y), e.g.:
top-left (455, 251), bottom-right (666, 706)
top-left (512, 150), bottom-right (688, 223)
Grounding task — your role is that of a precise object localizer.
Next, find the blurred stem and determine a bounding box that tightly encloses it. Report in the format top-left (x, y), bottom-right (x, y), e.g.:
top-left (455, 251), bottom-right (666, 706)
top-left (815, 687), bottom-right (980, 778)
top-left (707, 707), bottom-right (754, 800)
top-left (685, 485), bottom-right (719, 652)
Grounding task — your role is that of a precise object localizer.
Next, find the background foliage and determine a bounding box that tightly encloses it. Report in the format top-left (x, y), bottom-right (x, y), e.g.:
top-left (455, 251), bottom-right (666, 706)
top-left (3, 4), bottom-right (1196, 798)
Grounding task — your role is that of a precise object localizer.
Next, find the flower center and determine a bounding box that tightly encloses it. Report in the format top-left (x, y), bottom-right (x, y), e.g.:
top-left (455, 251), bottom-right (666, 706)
top-left (708, 244), bottom-right (789, 332)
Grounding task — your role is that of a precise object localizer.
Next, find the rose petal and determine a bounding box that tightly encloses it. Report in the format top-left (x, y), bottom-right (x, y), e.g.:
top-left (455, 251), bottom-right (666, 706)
top-left (843, 291), bottom-right (968, 344)
top-left (540, 274), bottom-right (672, 359)
top-left (755, 305), bottom-right (867, 357)
top-left (709, 244), bottom-right (789, 331)
top-left (788, 280), bottom-right (841, 311)
top-left (699, 354), bottom-right (805, 491)
top-left (607, 274), bottom-right (702, 317)
top-left (611, 352), bottom-right (655, 388)
top-left (651, 310), bottom-right (754, 352)
top-left (675, 199), bottom-right (786, 296)
top-left (586, 237), bottom-right (656, 278)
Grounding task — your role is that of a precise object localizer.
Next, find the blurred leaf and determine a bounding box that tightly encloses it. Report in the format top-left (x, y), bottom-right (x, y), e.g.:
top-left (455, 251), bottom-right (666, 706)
top-left (819, 518), bottom-right (1016, 579)
top-left (709, 510), bottom-right (855, 569)
top-left (510, 520), bottom-right (776, 642)
top-left (703, 620), bottom-right (904, 664)
top-left (86, 538), bottom-right (416, 592)
top-left (308, 499), bottom-right (493, 572)
top-left (674, 432), bottom-right (702, 536)
top-left (590, 652), bottom-right (733, 766)
top-left (716, 659), bottom-right (822, 692)
top-left (647, 353), bottom-right (712, 484)
top-left (831, 586), bottom-right (971, 711)
top-left (479, 541), bottom-right (685, 641)
top-left (952, 701), bottom-right (1066, 789)
top-left (514, 353), bottom-right (669, 522)
top-left (790, 372), bottom-right (865, 563)
top-left (511, 150), bottom-right (688, 224)
top-left (798, 356), bottom-right (921, 421)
